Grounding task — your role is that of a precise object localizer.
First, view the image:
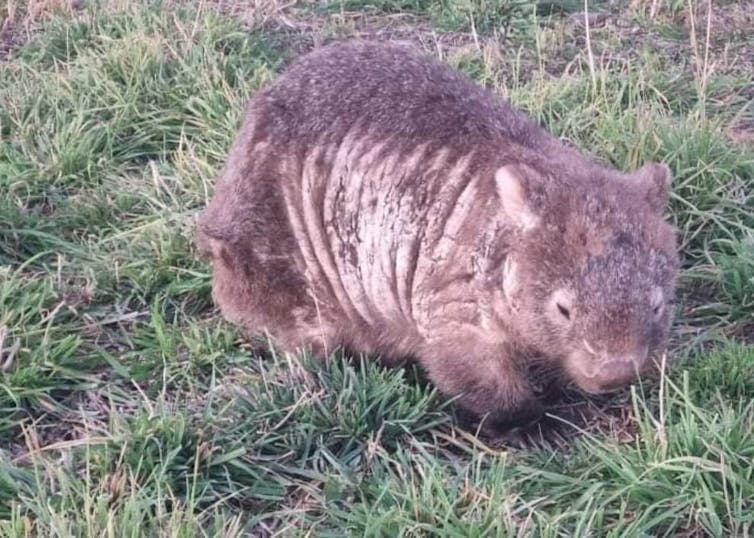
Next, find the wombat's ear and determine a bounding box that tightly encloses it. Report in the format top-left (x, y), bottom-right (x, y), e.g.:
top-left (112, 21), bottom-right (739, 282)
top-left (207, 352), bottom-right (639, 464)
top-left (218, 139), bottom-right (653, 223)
top-left (495, 164), bottom-right (540, 231)
top-left (635, 162), bottom-right (672, 214)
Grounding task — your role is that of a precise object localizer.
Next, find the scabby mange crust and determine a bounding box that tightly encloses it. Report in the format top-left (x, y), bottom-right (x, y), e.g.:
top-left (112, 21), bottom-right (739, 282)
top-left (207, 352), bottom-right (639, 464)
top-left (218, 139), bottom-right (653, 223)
top-left (197, 39), bottom-right (680, 433)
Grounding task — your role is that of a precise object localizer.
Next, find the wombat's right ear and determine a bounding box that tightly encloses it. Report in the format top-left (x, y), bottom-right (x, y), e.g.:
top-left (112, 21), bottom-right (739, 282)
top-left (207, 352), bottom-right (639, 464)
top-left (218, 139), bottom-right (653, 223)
top-left (634, 162), bottom-right (672, 214)
top-left (495, 164), bottom-right (540, 231)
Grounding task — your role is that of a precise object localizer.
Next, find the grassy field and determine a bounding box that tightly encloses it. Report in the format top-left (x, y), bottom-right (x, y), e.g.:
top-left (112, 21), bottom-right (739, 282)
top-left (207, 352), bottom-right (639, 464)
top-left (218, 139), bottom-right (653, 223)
top-left (1, 0), bottom-right (753, 535)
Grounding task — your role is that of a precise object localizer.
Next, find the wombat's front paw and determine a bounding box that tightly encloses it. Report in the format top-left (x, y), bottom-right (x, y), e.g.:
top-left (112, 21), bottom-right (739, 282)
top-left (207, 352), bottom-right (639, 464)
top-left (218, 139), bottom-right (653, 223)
top-left (476, 397), bottom-right (545, 438)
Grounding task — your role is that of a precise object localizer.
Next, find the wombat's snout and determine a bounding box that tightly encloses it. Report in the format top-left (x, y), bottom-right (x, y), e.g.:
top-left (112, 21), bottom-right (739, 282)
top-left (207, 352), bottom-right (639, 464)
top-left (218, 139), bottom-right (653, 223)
top-left (570, 348), bottom-right (649, 394)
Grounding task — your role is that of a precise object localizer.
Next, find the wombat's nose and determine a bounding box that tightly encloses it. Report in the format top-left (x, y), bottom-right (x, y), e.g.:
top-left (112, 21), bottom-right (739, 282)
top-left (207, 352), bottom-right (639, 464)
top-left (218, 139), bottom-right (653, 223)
top-left (589, 352), bottom-right (648, 392)
top-left (607, 356), bottom-right (642, 380)
top-left (573, 345), bottom-right (649, 394)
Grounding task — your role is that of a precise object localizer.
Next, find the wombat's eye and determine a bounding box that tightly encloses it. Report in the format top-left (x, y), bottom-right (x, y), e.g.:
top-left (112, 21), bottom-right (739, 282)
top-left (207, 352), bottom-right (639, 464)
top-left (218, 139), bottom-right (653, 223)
top-left (550, 288), bottom-right (575, 324)
top-left (650, 286), bottom-right (664, 318)
top-left (556, 303), bottom-right (571, 320)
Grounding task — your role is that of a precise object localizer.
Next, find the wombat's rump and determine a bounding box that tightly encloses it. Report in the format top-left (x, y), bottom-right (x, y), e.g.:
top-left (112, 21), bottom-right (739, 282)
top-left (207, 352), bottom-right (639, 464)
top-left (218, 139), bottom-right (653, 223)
top-left (197, 40), bottom-right (679, 432)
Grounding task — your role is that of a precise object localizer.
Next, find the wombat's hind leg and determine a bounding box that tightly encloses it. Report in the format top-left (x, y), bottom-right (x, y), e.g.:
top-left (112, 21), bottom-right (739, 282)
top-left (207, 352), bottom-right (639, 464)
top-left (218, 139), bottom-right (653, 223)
top-left (197, 225), bottom-right (318, 352)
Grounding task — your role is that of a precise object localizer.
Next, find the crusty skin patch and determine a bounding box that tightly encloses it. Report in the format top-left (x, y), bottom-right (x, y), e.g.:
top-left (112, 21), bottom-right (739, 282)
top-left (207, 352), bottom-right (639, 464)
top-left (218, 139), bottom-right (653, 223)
top-left (197, 39), bottom-right (680, 434)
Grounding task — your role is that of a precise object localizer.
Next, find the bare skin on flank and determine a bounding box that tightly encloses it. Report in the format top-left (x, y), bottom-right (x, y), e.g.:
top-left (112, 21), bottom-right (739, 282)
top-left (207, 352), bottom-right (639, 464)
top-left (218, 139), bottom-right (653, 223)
top-left (197, 40), bottom-right (680, 433)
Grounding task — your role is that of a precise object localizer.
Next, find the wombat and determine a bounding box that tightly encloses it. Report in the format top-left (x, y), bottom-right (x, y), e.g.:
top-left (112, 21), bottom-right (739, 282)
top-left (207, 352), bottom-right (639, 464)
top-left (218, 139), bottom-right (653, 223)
top-left (197, 39), bottom-right (679, 432)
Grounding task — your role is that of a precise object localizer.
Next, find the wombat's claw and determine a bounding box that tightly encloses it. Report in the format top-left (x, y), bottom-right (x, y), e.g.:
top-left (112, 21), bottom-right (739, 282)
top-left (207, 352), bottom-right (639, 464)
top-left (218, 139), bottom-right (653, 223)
top-left (492, 421), bottom-right (550, 449)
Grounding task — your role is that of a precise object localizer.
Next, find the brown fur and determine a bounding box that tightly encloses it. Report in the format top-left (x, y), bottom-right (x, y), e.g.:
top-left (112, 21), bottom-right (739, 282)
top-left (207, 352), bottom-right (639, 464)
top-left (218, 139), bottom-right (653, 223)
top-left (197, 40), bottom-right (680, 432)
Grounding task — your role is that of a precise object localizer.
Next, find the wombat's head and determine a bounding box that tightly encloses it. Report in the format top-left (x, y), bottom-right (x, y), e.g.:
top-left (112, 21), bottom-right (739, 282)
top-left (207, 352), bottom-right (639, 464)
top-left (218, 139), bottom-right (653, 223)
top-left (496, 161), bottom-right (679, 394)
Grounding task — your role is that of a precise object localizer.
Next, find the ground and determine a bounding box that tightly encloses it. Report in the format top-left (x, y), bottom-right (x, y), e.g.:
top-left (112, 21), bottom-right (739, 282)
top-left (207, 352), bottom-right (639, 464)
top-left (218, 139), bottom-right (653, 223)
top-left (1, 0), bottom-right (753, 535)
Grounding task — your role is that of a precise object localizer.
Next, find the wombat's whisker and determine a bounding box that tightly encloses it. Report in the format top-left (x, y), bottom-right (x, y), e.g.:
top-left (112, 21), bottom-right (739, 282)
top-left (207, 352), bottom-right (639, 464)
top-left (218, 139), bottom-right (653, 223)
top-left (583, 340), bottom-right (598, 356)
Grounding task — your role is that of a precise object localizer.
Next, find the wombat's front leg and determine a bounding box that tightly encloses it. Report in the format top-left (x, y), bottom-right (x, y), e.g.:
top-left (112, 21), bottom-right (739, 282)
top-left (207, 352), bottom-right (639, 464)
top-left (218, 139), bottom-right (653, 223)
top-left (421, 340), bottom-right (544, 434)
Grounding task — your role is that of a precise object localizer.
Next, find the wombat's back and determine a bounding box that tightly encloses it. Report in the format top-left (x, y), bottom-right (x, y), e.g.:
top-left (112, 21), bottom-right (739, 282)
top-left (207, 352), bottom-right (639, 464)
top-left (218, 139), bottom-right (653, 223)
top-left (248, 39), bottom-right (552, 150)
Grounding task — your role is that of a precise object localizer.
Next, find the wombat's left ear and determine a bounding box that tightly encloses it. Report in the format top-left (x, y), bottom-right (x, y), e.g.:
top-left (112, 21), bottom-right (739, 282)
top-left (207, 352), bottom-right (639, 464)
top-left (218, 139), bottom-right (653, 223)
top-left (495, 164), bottom-right (541, 231)
top-left (635, 162), bottom-right (672, 213)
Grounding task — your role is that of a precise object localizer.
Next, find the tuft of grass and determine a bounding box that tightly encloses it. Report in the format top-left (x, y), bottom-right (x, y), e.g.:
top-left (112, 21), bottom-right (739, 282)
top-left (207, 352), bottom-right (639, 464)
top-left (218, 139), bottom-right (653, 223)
top-left (314, 0), bottom-right (434, 13)
top-left (684, 341), bottom-right (754, 403)
top-left (430, 0), bottom-right (537, 36)
top-left (313, 0), bottom-right (541, 37)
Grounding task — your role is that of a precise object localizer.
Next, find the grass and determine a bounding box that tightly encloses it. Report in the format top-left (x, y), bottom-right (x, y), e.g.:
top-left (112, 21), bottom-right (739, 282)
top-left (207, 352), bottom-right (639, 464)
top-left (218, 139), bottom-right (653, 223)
top-left (1, 0), bottom-right (753, 535)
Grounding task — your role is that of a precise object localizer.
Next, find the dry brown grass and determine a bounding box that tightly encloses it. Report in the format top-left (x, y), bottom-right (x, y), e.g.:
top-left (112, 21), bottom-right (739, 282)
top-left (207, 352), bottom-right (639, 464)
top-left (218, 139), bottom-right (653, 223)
top-left (1, 0), bottom-right (83, 58)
